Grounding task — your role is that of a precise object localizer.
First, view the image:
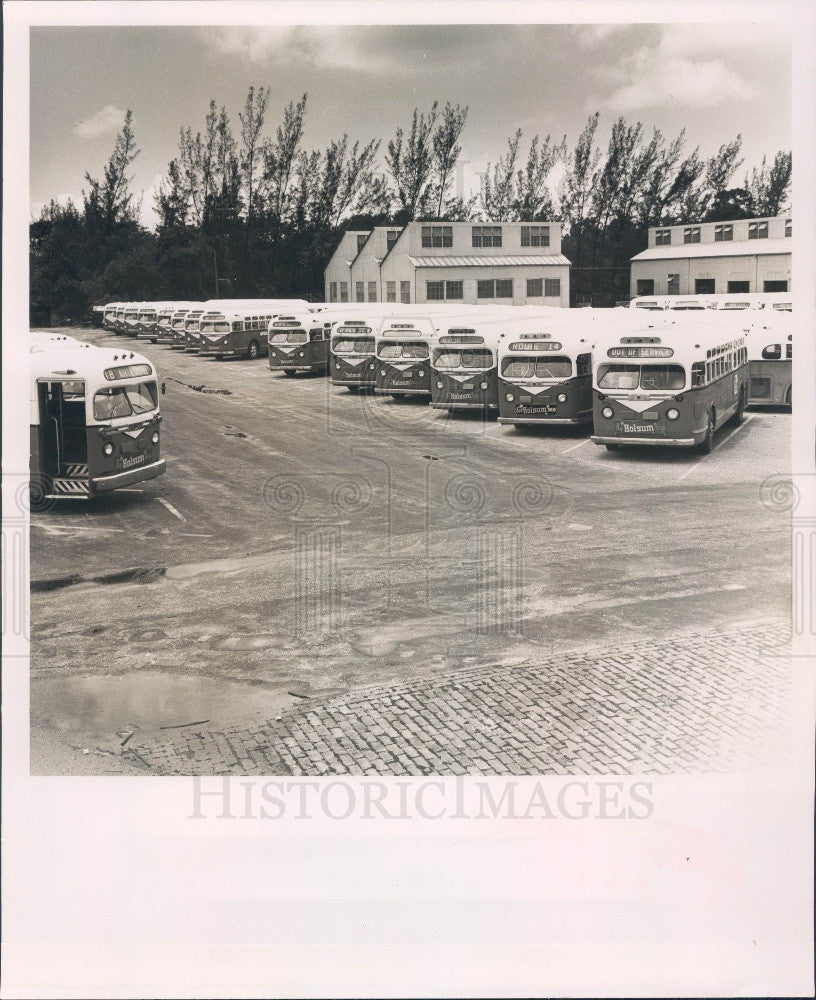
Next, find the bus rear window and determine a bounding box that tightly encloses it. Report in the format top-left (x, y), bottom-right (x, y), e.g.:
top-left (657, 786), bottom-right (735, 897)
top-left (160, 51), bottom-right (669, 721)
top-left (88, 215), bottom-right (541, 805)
top-left (761, 344), bottom-right (782, 360)
top-left (270, 331), bottom-right (307, 344)
top-left (93, 381), bottom-right (158, 420)
top-left (333, 337), bottom-right (374, 355)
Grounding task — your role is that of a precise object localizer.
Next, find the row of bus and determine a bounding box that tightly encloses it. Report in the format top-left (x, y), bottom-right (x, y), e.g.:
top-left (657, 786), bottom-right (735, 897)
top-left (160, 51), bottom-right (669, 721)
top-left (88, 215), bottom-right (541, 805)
top-left (99, 295), bottom-right (792, 458)
top-left (29, 331), bottom-right (165, 499)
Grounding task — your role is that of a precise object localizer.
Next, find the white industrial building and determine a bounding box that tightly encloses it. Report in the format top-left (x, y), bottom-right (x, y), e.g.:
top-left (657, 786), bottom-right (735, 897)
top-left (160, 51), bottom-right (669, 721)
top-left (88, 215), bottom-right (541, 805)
top-left (323, 230), bottom-right (371, 304)
top-left (630, 216), bottom-right (791, 298)
top-left (325, 221), bottom-right (570, 307)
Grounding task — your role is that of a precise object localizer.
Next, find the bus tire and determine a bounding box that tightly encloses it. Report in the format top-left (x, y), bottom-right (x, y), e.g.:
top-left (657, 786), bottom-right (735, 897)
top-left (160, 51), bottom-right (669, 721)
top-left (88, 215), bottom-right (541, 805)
top-left (698, 409), bottom-right (716, 454)
top-left (283, 369), bottom-right (296, 376)
top-left (732, 385), bottom-right (746, 426)
top-left (605, 443), bottom-right (619, 451)
top-left (247, 339), bottom-right (260, 360)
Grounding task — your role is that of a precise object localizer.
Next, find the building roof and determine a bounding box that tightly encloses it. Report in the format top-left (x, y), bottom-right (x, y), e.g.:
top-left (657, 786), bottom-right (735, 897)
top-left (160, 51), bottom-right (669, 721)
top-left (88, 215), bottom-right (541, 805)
top-left (409, 254), bottom-right (570, 268)
top-left (631, 238), bottom-right (791, 262)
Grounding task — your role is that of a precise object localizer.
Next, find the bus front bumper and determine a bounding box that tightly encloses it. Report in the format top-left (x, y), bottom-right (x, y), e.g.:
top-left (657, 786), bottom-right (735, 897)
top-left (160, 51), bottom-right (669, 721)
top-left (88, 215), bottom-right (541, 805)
top-left (90, 459), bottom-right (166, 494)
top-left (591, 434), bottom-right (696, 447)
top-left (498, 415), bottom-right (587, 425)
top-left (431, 401), bottom-right (494, 410)
top-left (374, 387), bottom-right (429, 396)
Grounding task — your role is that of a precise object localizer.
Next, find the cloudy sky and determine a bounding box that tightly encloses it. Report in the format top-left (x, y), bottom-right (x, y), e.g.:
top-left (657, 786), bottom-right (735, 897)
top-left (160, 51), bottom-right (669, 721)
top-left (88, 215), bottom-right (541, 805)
top-left (30, 22), bottom-right (791, 227)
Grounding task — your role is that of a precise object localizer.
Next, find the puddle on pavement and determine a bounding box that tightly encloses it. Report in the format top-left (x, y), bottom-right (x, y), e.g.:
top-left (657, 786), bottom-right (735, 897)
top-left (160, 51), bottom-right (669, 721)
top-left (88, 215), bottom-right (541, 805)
top-left (31, 671), bottom-right (291, 737)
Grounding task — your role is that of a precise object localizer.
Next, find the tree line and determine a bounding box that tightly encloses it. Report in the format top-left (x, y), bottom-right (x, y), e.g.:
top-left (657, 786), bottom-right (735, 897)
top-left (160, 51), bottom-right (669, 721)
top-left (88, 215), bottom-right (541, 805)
top-left (30, 91), bottom-right (792, 321)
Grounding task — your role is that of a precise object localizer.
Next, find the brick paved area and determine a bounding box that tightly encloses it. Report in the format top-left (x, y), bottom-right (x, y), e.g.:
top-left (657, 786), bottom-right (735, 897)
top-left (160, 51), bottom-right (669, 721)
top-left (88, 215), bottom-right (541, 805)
top-left (122, 620), bottom-right (791, 775)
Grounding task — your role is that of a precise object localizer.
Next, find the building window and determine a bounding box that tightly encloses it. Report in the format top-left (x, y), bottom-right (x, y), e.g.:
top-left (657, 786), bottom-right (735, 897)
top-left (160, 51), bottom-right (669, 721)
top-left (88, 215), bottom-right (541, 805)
top-left (368, 281), bottom-right (377, 302)
top-left (386, 281), bottom-right (396, 303)
top-left (727, 280), bottom-right (750, 293)
top-left (426, 281), bottom-right (445, 300)
top-left (763, 280), bottom-right (788, 292)
top-left (421, 226), bottom-right (453, 248)
top-left (472, 225), bottom-right (502, 248)
top-left (340, 282), bottom-right (348, 302)
top-left (446, 281), bottom-right (464, 300)
top-left (714, 224), bottom-right (733, 242)
top-left (695, 278), bottom-right (715, 294)
top-left (400, 281), bottom-right (411, 304)
top-left (655, 229), bottom-right (672, 246)
top-left (526, 278), bottom-right (543, 297)
top-left (544, 278), bottom-right (561, 297)
top-left (683, 227), bottom-right (701, 244)
top-left (785, 219), bottom-right (792, 237)
top-left (667, 274), bottom-right (680, 295)
top-left (521, 226), bottom-right (549, 248)
top-left (356, 234), bottom-right (367, 253)
top-left (636, 279), bottom-right (655, 296)
top-left (355, 282), bottom-right (365, 302)
top-left (749, 221), bottom-right (769, 239)
top-left (495, 279), bottom-right (513, 298)
top-left (330, 282), bottom-right (338, 302)
top-left (386, 230), bottom-right (399, 251)
top-left (477, 279), bottom-right (495, 299)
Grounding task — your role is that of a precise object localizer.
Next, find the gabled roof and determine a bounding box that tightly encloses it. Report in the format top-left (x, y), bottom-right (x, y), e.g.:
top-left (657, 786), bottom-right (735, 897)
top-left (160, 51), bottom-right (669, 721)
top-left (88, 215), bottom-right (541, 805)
top-left (632, 238), bottom-right (792, 262)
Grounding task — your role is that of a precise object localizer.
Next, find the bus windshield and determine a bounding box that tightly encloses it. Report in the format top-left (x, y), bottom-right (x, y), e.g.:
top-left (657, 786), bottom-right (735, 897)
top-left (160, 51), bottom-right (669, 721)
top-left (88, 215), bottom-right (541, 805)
top-left (333, 337), bottom-right (374, 355)
top-left (433, 348), bottom-right (493, 370)
top-left (378, 340), bottom-right (430, 360)
top-left (201, 321), bottom-right (230, 334)
top-left (93, 381), bottom-right (158, 420)
top-left (502, 355), bottom-right (572, 379)
top-left (598, 364), bottom-right (686, 390)
top-left (270, 331), bottom-right (308, 344)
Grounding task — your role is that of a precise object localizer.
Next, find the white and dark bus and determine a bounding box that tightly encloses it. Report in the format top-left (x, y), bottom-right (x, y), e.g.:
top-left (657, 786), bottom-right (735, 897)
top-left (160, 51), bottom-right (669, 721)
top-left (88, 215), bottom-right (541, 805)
top-left (746, 319), bottom-right (793, 407)
top-left (30, 340), bottom-right (166, 498)
top-left (591, 316), bottom-right (749, 453)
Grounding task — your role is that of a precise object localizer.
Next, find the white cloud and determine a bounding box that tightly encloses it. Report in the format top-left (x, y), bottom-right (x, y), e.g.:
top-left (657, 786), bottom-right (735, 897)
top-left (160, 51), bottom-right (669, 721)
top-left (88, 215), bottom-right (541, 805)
top-left (74, 104), bottom-right (126, 139)
top-left (593, 27), bottom-right (759, 113)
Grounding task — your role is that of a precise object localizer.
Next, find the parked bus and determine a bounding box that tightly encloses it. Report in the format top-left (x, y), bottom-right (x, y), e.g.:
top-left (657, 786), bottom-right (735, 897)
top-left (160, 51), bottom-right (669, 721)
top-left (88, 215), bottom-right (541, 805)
top-left (154, 303), bottom-right (200, 345)
top-left (267, 311), bottom-right (331, 374)
top-left (374, 317), bottom-right (438, 396)
top-left (497, 316), bottom-right (595, 426)
top-left (30, 341), bottom-right (166, 499)
top-left (746, 320), bottom-right (792, 407)
top-left (167, 307), bottom-right (204, 349)
top-left (630, 292), bottom-right (792, 313)
top-left (195, 300), bottom-right (310, 359)
top-left (101, 302), bottom-right (123, 331)
top-left (330, 317), bottom-right (382, 389)
top-left (590, 316), bottom-right (749, 453)
top-left (134, 302), bottom-right (178, 341)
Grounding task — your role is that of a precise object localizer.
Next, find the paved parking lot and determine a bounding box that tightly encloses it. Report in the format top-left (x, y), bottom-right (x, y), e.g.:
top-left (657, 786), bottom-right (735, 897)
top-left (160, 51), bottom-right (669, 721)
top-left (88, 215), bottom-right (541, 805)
top-left (29, 327), bottom-right (792, 775)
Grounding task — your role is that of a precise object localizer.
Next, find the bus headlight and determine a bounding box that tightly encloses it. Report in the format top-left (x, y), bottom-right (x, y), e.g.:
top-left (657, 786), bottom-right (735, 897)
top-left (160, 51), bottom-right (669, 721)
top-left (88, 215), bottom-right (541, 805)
top-left (602, 406), bottom-right (614, 419)
top-left (480, 381), bottom-right (488, 390)
top-left (417, 369), bottom-right (424, 377)
top-left (505, 392), bottom-right (515, 402)
top-left (103, 442), bottom-right (114, 456)
top-left (557, 393), bottom-right (567, 403)
top-left (335, 362), bottom-right (341, 369)
top-left (437, 381), bottom-right (444, 390)
top-left (298, 351), bottom-right (304, 357)
top-left (369, 363), bottom-right (375, 370)
top-left (666, 408), bottom-right (680, 421)
top-left (380, 370), bottom-right (387, 378)
top-left (151, 431), bottom-right (159, 444)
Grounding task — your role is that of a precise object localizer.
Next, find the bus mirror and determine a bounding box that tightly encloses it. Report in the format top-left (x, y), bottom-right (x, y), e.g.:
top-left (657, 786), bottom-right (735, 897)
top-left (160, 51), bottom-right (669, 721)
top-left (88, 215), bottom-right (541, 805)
top-left (161, 381), bottom-right (166, 395)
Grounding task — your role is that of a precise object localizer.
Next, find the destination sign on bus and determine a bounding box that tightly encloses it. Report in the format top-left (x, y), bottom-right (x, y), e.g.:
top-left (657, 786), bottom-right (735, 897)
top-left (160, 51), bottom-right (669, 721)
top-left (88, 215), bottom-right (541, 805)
top-left (103, 363), bottom-right (153, 381)
top-left (509, 341), bottom-right (562, 352)
top-left (608, 346), bottom-right (674, 358)
top-left (388, 323), bottom-right (416, 330)
top-left (621, 337), bottom-right (661, 344)
top-left (272, 320), bottom-right (299, 327)
top-left (439, 334), bottom-right (481, 344)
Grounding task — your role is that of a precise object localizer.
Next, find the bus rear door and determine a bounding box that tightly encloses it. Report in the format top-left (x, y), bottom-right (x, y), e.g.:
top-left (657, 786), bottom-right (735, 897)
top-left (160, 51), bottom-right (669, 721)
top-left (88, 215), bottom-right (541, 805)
top-left (36, 378), bottom-right (89, 494)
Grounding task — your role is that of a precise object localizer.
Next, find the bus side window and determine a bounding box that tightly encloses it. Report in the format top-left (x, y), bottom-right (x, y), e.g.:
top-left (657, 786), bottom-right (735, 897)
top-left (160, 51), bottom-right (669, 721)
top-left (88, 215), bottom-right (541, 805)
top-left (692, 362), bottom-right (706, 387)
top-left (762, 344), bottom-right (782, 360)
top-left (786, 344), bottom-right (792, 360)
top-left (309, 329), bottom-right (322, 342)
top-left (576, 352), bottom-right (591, 376)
